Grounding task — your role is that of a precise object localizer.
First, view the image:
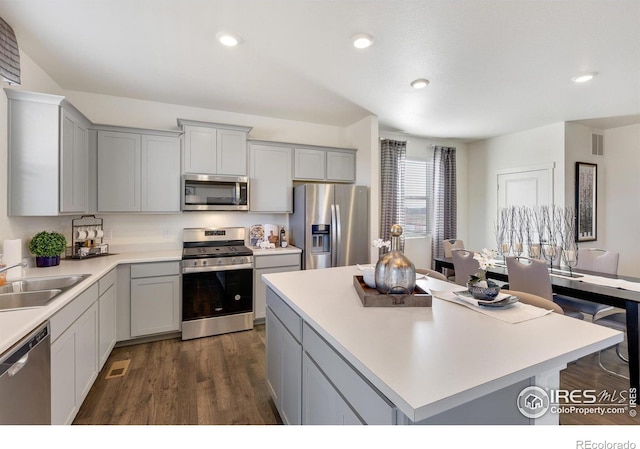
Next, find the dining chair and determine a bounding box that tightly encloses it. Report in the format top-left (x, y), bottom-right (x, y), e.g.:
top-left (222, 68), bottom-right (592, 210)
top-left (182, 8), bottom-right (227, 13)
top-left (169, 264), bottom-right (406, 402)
top-left (443, 239), bottom-right (464, 281)
top-left (450, 249), bottom-right (479, 286)
top-left (416, 268), bottom-right (448, 282)
top-left (592, 312), bottom-right (629, 379)
top-left (505, 256), bottom-right (584, 320)
top-left (553, 248), bottom-right (619, 320)
top-left (501, 289), bottom-right (564, 314)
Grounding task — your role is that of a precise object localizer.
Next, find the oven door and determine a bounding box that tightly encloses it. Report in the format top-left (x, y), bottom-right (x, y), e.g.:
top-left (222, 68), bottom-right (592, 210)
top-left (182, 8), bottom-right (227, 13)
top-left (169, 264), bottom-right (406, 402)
top-left (182, 268), bottom-right (253, 321)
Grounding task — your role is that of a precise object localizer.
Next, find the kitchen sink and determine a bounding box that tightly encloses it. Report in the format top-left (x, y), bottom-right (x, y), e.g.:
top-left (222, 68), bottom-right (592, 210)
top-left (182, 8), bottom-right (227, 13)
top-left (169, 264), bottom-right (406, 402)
top-left (0, 274), bottom-right (91, 311)
top-left (0, 289), bottom-right (63, 311)
top-left (0, 274), bottom-right (91, 294)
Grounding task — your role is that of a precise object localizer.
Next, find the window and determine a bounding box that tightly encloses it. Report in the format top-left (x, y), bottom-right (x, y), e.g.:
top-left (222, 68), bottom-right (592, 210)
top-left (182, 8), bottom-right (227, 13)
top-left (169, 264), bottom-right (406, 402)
top-left (404, 157), bottom-right (432, 237)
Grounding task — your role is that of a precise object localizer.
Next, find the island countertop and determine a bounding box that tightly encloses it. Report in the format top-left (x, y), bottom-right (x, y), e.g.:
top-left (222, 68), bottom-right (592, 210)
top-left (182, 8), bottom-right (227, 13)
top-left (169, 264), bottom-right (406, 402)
top-left (262, 265), bottom-right (623, 422)
top-left (0, 250), bottom-right (181, 355)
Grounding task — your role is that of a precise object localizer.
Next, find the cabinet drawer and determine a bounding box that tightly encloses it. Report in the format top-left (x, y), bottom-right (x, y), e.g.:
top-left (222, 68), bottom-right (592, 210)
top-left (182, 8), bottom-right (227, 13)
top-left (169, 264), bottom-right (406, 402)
top-left (98, 269), bottom-right (117, 296)
top-left (130, 261), bottom-right (180, 278)
top-left (255, 253), bottom-right (301, 269)
top-left (50, 283), bottom-right (99, 342)
top-left (302, 322), bottom-right (396, 425)
top-left (266, 288), bottom-right (302, 343)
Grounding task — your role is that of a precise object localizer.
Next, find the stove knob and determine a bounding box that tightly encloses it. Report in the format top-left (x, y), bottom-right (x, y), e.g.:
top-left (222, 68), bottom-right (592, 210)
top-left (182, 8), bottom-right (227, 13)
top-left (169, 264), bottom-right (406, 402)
top-left (232, 258), bottom-right (237, 264)
top-left (234, 294), bottom-right (241, 301)
top-left (192, 261), bottom-right (197, 266)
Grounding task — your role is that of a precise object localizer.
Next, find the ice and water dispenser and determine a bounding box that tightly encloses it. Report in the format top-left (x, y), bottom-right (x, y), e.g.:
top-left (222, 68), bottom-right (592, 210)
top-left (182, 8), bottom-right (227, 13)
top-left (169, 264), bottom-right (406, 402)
top-left (311, 224), bottom-right (330, 253)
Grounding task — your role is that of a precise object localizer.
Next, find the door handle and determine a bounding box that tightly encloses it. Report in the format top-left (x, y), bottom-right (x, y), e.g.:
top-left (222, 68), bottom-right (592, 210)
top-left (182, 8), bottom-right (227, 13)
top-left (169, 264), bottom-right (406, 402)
top-left (7, 353), bottom-right (29, 377)
top-left (330, 204), bottom-right (337, 267)
top-left (335, 204), bottom-right (342, 267)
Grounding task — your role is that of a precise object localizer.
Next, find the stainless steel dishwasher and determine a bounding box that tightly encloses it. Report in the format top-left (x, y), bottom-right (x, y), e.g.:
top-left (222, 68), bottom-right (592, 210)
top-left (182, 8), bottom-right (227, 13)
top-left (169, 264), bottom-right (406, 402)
top-left (0, 321), bottom-right (51, 425)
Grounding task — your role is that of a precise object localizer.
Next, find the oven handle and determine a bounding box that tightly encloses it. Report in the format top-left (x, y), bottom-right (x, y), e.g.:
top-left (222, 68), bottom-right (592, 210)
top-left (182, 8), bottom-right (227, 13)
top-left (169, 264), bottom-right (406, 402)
top-left (182, 262), bottom-right (253, 274)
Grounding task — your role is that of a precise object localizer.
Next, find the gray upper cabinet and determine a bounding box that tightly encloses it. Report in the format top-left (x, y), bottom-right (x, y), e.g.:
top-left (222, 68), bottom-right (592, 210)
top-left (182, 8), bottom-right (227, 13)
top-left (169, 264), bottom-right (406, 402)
top-left (6, 89), bottom-right (90, 216)
top-left (178, 119), bottom-right (252, 176)
top-left (293, 144), bottom-right (356, 183)
top-left (249, 141), bottom-right (293, 213)
top-left (97, 126), bottom-right (181, 213)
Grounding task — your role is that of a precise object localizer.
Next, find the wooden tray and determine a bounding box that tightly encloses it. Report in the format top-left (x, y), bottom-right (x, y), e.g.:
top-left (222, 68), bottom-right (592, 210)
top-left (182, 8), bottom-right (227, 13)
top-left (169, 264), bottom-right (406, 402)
top-left (353, 275), bottom-right (432, 307)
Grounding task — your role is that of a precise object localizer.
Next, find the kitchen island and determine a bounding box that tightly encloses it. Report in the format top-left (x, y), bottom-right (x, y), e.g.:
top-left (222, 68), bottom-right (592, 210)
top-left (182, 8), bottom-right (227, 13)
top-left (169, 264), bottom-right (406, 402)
top-left (262, 266), bottom-right (623, 425)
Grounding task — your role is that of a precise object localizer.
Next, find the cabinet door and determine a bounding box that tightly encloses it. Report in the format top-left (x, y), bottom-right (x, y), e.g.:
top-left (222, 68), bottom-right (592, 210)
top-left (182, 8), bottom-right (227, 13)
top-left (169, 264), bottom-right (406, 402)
top-left (60, 109), bottom-right (88, 213)
top-left (51, 327), bottom-right (77, 425)
top-left (294, 148), bottom-right (325, 180)
top-left (141, 134), bottom-right (181, 212)
top-left (302, 353), bottom-right (363, 425)
top-left (183, 125), bottom-right (217, 174)
top-left (254, 265), bottom-right (299, 320)
top-left (50, 302), bottom-right (99, 425)
top-left (326, 151), bottom-right (356, 182)
top-left (217, 128), bottom-right (247, 175)
top-left (266, 307), bottom-right (302, 425)
top-left (249, 144), bottom-right (292, 212)
top-left (98, 283), bottom-right (117, 370)
top-left (98, 131), bottom-right (141, 212)
top-left (74, 302), bottom-right (99, 406)
top-left (131, 275), bottom-right (180, 337)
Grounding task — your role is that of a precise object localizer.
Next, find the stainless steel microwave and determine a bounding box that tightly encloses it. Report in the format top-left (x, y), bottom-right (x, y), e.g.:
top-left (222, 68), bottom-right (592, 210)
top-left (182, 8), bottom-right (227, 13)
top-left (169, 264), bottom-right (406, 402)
top-left (182, 174), bottom-right (249, 211)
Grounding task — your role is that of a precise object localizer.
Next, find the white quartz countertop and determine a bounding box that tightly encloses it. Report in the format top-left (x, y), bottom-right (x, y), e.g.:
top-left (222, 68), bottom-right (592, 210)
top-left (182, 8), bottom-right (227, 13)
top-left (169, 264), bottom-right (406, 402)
top-left (262, 265), bottom-right (623, 422)
top-left (0, 249), bottom-right (181, 355)
top-left (251, 245), bottom-right (301, 256)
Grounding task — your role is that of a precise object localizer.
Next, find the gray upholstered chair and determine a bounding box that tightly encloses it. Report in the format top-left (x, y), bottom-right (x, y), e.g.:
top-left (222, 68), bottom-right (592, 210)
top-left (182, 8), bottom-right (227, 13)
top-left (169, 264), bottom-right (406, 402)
top-left (450, 249), bottom-right (479, 286)
top-left (553, 248), bottom-right (619, 320)
top-left (416, 268), bottom-right (448, 282)
top-left (443, 239), bottom-right (464, 280)
top-left (501, 289), bottom-right (564, 314)
top-left (505, 256), bottom-right (584, 320)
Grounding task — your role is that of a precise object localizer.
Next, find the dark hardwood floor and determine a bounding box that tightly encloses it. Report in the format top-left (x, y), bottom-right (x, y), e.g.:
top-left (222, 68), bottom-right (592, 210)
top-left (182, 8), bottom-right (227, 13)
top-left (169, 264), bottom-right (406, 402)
top-left (74, 324), bottom-right (638, 425)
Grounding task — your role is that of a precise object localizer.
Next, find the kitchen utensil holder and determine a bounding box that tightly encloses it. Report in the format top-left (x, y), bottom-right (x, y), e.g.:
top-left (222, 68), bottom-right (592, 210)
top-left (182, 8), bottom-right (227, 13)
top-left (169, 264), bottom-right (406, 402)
top-left (66, 215), bottom-right (110, 259)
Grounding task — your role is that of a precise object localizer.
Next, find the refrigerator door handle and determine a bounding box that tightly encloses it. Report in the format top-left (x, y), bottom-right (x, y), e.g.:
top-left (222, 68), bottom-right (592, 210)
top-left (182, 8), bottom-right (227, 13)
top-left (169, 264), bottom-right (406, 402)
top-left (331, 204), bottom-right (337, 267)
top-left (335, 203), bottom-right (342, 267)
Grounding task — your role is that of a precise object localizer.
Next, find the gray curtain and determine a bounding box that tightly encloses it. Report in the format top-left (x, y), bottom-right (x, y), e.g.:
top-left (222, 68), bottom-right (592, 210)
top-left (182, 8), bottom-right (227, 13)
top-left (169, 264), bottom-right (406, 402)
top-left (431, 146), bottom-right (457, 267)
top-left (380, 139), bottom-right (406, 254)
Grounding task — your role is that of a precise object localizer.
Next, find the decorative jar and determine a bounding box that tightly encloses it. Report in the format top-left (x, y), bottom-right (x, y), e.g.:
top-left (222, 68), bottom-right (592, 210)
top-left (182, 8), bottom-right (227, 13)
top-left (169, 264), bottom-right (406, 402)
top-left (374, 225), bottom-right (416, 294)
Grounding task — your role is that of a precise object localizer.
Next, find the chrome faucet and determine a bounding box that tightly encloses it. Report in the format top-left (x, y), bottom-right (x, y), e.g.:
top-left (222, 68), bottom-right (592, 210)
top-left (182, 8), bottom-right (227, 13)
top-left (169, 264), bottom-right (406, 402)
top-left (0, 261), bottom-right (27, 274)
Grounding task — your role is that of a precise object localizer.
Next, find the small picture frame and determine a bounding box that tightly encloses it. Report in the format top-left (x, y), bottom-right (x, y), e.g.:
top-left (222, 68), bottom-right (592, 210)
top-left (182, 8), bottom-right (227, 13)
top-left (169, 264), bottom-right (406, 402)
top-left (575, 162), bottom-right (597, 242)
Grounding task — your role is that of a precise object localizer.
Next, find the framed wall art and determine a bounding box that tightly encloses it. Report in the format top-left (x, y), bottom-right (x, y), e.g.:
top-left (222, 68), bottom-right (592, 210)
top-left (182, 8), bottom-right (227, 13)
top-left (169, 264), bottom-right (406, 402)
top-left (575, 162), bottom-right (597, 242)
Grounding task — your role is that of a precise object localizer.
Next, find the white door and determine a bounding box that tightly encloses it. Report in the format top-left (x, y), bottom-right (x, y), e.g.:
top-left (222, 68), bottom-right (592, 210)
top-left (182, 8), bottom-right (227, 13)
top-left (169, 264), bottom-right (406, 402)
top-left (497, 164), bottom-right (554, 210)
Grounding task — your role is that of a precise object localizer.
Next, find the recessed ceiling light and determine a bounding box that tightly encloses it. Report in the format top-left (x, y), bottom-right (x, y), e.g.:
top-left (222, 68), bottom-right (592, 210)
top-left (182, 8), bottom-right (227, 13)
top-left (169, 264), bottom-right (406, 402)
top-left (571, 72), bottom-right (597, 83)
top-left (351, 33), bottom-right (374, 49)
top-left (410, 78), bottom-right (430, 89)
top-left (216, 32), bottom-right (242, 47)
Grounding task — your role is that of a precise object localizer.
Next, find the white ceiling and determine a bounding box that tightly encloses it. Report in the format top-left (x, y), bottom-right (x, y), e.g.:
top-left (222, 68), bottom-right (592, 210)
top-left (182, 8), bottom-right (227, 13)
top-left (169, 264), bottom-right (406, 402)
top-left (0, 0), bottom-right (639, 142)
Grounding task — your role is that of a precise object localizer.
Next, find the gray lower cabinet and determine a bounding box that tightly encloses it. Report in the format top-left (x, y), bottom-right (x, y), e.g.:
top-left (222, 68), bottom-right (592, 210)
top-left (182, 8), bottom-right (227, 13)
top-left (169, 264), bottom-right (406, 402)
top-left (253, 252), bottom-right (301, 320)
top-left (266, 305), bottom-right (302, 425)
top-left (50, 284), bottom-right (100, 425)
top-left (98, 269), bottom-right (117, 370)
top-left (130, 262), bottom-right (181, 337)
top-left (302, 353), bottom-right (363, 425)
top-left (265, 287), bottom-right (396, 425)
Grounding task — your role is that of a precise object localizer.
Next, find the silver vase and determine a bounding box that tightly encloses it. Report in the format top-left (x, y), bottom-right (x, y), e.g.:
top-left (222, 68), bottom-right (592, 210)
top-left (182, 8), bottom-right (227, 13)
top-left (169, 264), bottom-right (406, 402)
top-left (375, 224), bottom-right (416, 294)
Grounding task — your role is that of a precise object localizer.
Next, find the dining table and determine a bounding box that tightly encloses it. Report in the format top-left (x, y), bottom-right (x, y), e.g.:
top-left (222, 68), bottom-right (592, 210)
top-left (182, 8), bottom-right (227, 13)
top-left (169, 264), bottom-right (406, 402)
top-left (433, 256), bottom-right (640, 395)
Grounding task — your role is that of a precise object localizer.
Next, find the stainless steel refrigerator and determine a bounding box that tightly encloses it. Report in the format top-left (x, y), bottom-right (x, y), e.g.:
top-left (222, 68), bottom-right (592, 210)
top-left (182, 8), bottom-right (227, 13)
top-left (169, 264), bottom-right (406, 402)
top-left (290, 183), bottom-right (369, 270)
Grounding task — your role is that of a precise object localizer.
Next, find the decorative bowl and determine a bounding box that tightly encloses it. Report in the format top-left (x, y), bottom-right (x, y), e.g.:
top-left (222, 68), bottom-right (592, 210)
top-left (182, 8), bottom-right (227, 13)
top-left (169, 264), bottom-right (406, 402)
top-left (362, 268), bottom-right (376, 288)
top-left (466, 280), bottom-right (501, 300)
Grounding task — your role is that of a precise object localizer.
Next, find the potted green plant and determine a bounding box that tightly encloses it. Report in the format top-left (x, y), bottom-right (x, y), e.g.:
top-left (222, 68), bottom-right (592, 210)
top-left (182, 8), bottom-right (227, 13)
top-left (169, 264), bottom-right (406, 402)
top-left (28, 231), bottom-right (67, 267)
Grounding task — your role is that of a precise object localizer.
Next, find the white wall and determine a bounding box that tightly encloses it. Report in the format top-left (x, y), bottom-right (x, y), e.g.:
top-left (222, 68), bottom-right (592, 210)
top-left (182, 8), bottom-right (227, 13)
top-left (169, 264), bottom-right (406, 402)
top-left (466, 123), bottom-right (566, 252)
top-left (588, 123), bottom-right (640, 276)
top-left (378, 131), bottom-right (469, 269)
top-left (0, 50), bottom-right (377, 258)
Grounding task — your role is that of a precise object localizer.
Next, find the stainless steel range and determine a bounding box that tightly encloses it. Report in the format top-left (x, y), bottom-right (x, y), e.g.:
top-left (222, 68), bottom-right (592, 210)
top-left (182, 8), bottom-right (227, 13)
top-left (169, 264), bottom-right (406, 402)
top-left (181, 227), bottom-right (254, 340)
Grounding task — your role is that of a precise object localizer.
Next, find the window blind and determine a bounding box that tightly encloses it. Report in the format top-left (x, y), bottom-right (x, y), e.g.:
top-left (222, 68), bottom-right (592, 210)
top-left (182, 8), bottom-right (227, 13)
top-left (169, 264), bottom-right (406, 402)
top-left (0, 17), bottom-right (20, 85)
